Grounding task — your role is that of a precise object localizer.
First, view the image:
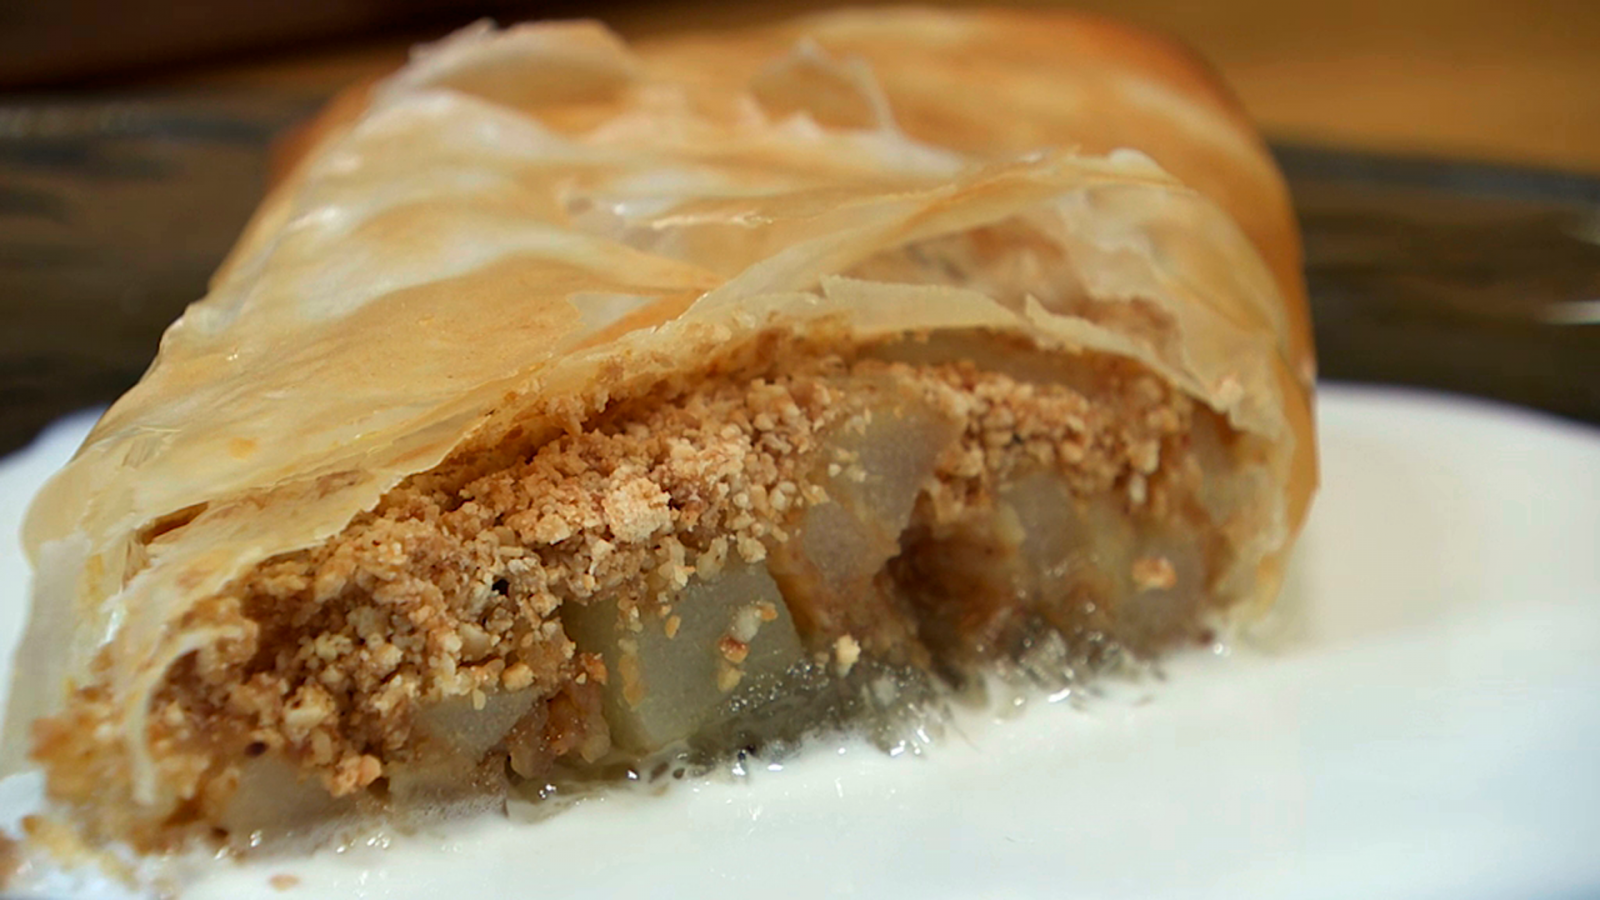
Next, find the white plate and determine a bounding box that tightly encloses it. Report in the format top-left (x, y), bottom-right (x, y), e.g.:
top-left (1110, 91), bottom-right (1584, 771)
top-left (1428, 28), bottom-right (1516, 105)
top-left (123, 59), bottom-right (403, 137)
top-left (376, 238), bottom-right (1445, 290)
top-left (2, 385), bottom-right (1598, 899)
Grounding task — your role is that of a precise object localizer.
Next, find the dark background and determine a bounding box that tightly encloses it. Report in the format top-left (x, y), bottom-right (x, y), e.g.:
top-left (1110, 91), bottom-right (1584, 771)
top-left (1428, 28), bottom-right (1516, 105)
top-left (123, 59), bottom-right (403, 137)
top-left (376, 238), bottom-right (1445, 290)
top-left (8, 0), bottom-right (1599, 173)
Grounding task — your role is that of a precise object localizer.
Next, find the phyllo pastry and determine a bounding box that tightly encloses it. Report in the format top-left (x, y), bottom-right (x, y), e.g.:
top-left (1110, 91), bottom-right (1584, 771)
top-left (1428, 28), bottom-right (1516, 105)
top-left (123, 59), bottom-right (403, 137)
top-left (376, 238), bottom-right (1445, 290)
top-left (3, 7), bottom-right (1316, 851)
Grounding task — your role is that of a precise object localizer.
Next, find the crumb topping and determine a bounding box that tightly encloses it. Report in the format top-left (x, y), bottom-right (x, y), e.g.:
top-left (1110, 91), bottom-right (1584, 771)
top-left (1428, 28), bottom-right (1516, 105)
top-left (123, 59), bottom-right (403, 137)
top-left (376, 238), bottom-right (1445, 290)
top-left (1132, 556), bottom-right (1179, 592)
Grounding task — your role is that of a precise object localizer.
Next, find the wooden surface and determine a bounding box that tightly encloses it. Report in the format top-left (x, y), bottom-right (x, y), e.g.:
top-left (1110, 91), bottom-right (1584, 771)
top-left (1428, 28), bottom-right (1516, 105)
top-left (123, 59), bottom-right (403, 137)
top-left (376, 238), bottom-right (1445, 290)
top-left (153, 0), bottom-right (1600, 174)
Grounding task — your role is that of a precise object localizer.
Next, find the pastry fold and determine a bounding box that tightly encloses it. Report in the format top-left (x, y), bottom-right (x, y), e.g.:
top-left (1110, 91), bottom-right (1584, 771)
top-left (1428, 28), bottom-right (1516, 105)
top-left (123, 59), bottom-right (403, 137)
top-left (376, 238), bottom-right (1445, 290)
top-left (4, 8), bottom-right (1315, 848)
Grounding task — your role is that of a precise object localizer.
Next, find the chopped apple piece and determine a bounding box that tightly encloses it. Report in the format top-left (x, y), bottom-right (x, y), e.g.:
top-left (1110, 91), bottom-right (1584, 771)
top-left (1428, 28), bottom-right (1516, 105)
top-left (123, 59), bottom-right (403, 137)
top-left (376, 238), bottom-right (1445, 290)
top-left (898, 466), bottom-right (1212, 672)
top-left (561, 561), bottom-right (804, 755)
top-left (386, 753), bottom-right (509, 821)
top-left (412, 689), bottom-right (539, 763)
top-left (217, 756), bottom-right (354, 842)
top-left (381, 689), bottom-right (536, 817)
top-left (768, 386), bottom-right (960, 661)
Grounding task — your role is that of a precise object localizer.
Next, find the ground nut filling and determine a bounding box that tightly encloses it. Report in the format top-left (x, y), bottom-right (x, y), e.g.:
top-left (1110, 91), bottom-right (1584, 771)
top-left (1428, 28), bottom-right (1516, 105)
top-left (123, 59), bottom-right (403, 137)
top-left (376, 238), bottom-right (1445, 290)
top-left (35, 331), bottom-right (1242, 847)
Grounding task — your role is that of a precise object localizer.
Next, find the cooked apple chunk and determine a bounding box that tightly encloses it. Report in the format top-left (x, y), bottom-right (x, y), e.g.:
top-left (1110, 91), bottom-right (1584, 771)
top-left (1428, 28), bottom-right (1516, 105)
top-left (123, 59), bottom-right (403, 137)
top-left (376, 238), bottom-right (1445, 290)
top-left (562, 560), bottom-right (804, 755)
top-left (768, 383), bottom-right (961, 668)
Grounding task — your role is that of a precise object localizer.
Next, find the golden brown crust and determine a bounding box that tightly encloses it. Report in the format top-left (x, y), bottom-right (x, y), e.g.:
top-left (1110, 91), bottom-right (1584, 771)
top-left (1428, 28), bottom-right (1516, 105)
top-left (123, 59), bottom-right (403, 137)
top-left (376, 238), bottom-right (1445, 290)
top-left (266, 78), bottom-right (377, 189)
top-left (637, 7), bottom-right (1311, 386)
top-left (276, 9), bottom-right (1306, 356)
